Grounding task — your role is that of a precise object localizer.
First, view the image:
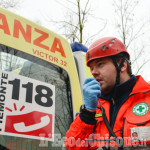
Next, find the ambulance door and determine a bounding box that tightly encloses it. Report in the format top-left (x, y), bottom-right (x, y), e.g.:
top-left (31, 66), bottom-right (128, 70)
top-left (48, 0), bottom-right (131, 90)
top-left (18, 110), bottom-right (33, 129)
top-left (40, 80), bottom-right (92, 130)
top-left (0, 44), bottom-right (73, 150)
top-left (0, 8), bottom-right (83, 149)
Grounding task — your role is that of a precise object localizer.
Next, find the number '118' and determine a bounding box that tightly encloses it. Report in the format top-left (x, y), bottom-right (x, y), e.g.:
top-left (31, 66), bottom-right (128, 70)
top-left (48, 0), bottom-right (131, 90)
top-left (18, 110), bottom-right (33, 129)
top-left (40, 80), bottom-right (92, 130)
top-left (8, 79), bottom-right (53, 107)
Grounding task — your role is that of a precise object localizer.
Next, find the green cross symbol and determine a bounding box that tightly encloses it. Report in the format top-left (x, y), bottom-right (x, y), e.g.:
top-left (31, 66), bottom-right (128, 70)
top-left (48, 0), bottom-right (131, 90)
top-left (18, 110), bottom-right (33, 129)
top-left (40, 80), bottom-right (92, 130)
top-left (137, 106), bottom-right (145, 112)
top-left (133, 103), bottom-right (149, 116)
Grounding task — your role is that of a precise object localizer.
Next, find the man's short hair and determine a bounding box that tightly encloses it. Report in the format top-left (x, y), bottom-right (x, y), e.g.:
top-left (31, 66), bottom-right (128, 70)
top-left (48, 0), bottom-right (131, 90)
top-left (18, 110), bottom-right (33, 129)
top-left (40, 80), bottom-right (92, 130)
top-left (111, 52), bottom-right (132, 76)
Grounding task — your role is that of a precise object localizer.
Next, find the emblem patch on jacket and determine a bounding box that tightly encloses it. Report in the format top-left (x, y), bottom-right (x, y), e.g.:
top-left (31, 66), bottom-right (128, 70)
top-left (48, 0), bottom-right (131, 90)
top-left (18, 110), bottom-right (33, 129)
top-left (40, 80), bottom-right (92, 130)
top-left (132, 102), bottom-right (149, 116)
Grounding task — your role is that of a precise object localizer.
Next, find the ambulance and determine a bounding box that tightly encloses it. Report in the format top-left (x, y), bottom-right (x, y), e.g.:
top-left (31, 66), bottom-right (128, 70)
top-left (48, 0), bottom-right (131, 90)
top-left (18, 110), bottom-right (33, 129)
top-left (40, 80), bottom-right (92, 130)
top-left (0, 7), bottom-right (91, 150)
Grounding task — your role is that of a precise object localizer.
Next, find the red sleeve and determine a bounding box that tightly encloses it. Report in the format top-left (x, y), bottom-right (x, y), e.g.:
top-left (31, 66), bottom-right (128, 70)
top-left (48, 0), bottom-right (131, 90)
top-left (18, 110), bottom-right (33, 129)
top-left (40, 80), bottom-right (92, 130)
top-left (65, 114), bottom-right (96, 150)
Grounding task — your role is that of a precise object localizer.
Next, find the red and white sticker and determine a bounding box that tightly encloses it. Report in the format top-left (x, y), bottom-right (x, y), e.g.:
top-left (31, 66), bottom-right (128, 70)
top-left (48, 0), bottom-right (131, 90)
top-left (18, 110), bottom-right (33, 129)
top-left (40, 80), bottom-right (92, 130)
top-left (0, 70), bottom-right (55, 141)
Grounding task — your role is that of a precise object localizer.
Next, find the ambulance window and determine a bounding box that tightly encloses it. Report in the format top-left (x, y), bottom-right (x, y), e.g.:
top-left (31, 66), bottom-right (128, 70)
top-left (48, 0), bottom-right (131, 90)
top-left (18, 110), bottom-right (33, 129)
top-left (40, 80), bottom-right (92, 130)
top-left (0, 44), bottom-right (73, 149)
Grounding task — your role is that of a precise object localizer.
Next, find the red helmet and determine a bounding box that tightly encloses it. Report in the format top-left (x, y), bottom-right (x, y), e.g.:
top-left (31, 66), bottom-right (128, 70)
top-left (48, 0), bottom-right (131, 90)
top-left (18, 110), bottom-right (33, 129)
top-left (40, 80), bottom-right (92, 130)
top-left (86, 37), bottom-right (130, 66)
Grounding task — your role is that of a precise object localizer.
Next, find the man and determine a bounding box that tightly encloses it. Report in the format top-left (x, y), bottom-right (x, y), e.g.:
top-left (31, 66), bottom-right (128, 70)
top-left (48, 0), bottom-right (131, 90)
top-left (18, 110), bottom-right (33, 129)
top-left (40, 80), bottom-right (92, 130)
top-left (65, 37), bottom-right (150, 150)
top-left (131, 132), bottom-right (138, 141)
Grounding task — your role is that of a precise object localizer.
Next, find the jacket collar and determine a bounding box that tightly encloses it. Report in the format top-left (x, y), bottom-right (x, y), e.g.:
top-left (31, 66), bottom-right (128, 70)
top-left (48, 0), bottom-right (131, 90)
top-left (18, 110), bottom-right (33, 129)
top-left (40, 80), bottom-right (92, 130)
top-left (100, 75), bottom-right (150, 102)
top-left (130, 75), bottom-right (150, 95)
top-left (112, 75), bottom-right (136, 100)
top-left (101, 75), bottom-right (136, 100)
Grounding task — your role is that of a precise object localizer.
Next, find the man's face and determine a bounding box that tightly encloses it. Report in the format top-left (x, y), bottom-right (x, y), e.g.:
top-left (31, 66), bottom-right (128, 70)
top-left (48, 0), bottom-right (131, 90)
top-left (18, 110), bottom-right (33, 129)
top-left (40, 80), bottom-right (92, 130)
top-left (132, 132), bottom-right (138, 141)
top-left (89, 57), bottom-right (117, 95)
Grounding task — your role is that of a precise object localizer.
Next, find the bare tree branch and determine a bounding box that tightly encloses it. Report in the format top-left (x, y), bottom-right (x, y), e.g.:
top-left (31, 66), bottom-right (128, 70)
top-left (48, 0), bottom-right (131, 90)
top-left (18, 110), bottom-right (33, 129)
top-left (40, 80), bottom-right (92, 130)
top-left (55, 0), bottom-right (77, 15)
top-left (0, 0), bottom-right (21, 9)
top-left (44, 0), bottom-right (105, 45)
top-left (113, 0), bottom-right (150, 75)
top-left (135, 59), bottom-right (150, 75)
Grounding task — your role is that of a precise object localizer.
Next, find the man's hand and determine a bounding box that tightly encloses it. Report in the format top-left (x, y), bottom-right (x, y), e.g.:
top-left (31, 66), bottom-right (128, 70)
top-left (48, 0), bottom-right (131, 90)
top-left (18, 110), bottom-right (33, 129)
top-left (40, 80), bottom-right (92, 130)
top-left (82, 78), bottom-right (101, 110)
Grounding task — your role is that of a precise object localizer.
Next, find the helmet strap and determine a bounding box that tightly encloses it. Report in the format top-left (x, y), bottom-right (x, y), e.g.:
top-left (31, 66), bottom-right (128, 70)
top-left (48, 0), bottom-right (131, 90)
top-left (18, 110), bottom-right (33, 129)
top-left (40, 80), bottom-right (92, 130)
top-left (111, 57), bottom-right (125, 85)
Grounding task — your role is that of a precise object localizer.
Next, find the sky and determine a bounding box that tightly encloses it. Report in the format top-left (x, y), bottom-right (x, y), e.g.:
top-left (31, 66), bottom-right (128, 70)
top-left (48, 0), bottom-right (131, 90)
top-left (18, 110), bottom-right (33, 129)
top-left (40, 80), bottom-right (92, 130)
top-left (6, 0), bottom-right (150, 81)
top-left (10, 0), bottom-right (150, 34)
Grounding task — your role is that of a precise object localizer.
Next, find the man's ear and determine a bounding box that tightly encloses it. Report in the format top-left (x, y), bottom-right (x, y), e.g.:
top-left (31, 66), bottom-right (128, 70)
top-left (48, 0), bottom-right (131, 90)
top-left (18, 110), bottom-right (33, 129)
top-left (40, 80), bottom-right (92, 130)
top-left (120, 61), bottom-right (127, 72)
